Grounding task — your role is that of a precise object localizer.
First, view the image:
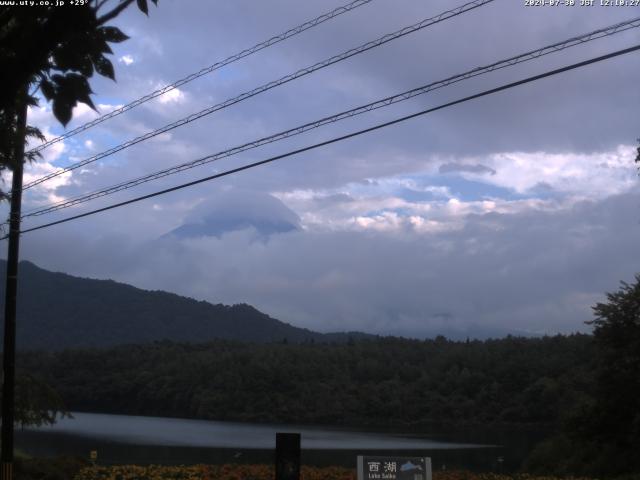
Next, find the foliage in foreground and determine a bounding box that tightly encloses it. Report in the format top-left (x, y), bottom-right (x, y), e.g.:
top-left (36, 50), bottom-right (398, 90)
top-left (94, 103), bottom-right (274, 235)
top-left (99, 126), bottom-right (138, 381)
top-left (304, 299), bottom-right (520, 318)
top-left (0, 373), bottom-right (70, 428)
top-left (14, 456), bottom-right (88, 480)
top-left (524, 276), bottom-right (640, 478)
top-left (0, 0), bottom-right (158, 195)
top-left (72, 464), bottom-right (600, 480)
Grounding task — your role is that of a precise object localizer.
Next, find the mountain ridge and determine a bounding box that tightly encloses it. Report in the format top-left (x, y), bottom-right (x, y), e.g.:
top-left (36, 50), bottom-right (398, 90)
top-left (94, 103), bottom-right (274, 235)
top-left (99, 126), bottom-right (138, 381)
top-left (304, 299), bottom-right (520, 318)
top-left (0, 260), bottom-right (374, 351)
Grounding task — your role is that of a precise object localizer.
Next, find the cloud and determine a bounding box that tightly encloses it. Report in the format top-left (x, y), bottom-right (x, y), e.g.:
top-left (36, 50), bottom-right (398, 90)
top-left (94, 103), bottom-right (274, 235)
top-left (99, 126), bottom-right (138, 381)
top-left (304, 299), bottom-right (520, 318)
top-left (164, 189), bottom-right (300, 239)
top-left (475, 145), bottom-right (637, 197)
top-left (119, 54), bottom-right (135, 65)
top-left (439, 163), bottom-right (496, 175)
top-left (18, 181), bottom-right (640, 339)
top-left (157, 87), bottom-right (186, 104)
top-left (22, 160), bottom-right (72, 206)
top-left (12, 1), bottom-right (640, 340)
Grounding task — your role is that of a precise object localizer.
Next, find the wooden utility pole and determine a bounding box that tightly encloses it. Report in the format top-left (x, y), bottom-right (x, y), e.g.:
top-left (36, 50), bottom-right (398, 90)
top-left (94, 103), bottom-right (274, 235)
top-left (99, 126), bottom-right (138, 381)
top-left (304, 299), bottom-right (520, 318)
top-left (1, 89), bottom-right (28, 480)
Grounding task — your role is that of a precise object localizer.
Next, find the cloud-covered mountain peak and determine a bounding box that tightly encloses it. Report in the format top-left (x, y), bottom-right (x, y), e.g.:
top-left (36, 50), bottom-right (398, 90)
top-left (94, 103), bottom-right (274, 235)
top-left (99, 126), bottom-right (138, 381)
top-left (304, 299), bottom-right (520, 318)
top-left (164, 190), bottom-right (300, 240)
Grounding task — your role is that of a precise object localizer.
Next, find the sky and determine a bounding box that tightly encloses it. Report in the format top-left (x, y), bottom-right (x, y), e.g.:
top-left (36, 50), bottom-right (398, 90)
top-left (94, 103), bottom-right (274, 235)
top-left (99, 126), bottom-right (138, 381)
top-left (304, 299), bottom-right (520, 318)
top-left (5, 0), bottom-right (640, 338)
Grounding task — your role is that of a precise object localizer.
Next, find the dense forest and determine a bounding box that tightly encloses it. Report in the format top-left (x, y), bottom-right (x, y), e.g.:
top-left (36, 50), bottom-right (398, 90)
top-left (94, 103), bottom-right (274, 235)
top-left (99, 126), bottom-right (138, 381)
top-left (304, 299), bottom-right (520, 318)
top-left (18, 335), bottom-right (593, 428)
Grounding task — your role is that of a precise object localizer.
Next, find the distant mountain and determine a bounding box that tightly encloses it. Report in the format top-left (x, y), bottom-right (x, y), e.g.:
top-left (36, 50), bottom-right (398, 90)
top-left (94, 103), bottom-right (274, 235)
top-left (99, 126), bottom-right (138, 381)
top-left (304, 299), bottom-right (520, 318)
top-left (163, 190), bottom-right (300, 239)
top-left (0, 260), bottom-right (373, 351)
top-left (166, 216), bottom-right (298, 239)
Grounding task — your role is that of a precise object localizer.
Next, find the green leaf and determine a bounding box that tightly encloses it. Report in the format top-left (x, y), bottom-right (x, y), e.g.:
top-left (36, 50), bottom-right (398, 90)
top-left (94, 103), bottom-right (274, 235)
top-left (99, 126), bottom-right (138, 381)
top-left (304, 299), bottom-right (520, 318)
top-left (51, 73), bottom-right (97, 116)
top-left (77, 90), bottom-right (96, 111)
top-left (98, 40), bottom-right (113, 55)
top-left (52, 97), bottom-right (73, 126)
top-left (52, 47), bottom-right (79, 72)
top-left (26, 95), bottom-right (39, 107)
top-left (137, 0), bottom-right (148, 15)
top-left (77, 55), bottom-right (94, 77)
top-left (52, 47), bottom-right (94, 77)
top-left (93, 55), bottom-right (115, 81)
top-left (100, 26), bottom-right (129, 43)
top-left (64, 73), bottom-right (96, 110)
top-left (26, 125), bottom-right (45, 143)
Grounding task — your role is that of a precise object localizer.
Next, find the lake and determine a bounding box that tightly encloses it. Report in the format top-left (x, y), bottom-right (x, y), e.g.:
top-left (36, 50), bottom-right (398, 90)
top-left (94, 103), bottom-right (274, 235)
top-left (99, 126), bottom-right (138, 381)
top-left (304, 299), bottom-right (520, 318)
top-left (16, 412), bottom-right (542, 471)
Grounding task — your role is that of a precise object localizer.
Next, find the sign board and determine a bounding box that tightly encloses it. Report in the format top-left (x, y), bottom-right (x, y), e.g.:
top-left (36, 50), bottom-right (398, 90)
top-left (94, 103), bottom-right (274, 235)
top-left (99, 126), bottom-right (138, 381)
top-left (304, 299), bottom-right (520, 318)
top-left (357, 456), bottom-right (432, 480)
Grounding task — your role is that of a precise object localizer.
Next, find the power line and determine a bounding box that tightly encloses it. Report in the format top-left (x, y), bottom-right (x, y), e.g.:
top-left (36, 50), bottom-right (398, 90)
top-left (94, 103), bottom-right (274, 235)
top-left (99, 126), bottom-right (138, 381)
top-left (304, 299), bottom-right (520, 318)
top-left (21, 0), bottom-right (495, 192)
top-left (20, 16), bottom-right (640, 219)
top-left (25, 0), bottom-right (376, 156)
top-left (12, 43), bottom-right (640, 238)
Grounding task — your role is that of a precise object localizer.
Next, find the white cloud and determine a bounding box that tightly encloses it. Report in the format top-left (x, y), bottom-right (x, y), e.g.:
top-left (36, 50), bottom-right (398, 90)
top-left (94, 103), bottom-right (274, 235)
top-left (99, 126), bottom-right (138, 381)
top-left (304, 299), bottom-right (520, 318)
top-left (22, 159), bottom-right (72, 206)
top-left (275, 176), bottom-right (569, 234)
top-left (458, 145), bottom-right (637, 198)
top-left (119, 54), bottom-right (135, 66)
top-left (268, 144), bottom-right (639, 237)
top-left (70, 102), bottom-right (99, 122)
top-left (21, 189), bottom-right (639, 338)
top-left (69, 102), bottom-right (123, 124)
top-left (157, 87), bottom-right (186, 104)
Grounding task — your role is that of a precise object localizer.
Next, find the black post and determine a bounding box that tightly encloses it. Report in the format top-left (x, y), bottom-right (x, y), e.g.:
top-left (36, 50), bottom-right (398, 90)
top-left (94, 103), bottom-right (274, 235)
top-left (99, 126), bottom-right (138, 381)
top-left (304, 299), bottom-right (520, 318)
top-left (275, 432), bottom-right (300, 480)
top-left (1, 91), bottom-right (28, 480)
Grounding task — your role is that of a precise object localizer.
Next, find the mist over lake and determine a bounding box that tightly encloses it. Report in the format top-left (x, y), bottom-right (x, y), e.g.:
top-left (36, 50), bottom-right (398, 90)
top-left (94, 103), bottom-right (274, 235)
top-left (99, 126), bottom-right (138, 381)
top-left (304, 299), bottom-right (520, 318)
top-left (18, 412), bottom-right (533, 471)
top-left (24, 412), bottom-right (489, 450)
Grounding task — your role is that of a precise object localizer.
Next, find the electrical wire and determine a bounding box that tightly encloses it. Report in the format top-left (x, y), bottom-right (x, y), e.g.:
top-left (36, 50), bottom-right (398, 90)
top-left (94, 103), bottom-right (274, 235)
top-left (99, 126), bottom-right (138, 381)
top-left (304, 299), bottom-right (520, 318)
top-left (20, 16), bottom-right (640, 220)
top-left (11, 43), bottom-right (640, 238)
top-left (21, 0), bottom-right (495, 191)
top-left (25, 0), bottom-right (376, 156)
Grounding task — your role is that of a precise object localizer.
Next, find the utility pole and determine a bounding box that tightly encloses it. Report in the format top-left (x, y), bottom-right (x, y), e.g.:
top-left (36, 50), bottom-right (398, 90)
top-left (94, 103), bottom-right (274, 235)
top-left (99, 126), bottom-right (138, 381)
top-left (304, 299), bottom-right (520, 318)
top-left (1, 89), bottom-right (28, 480)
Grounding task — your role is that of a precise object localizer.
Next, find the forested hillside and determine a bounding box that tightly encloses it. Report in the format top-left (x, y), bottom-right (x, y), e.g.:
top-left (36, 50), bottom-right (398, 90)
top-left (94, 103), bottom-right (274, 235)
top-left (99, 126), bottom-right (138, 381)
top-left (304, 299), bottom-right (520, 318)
top-left (18, 334), bottom-right (593, 427)
top-left (0, 260), bottom-right (371, 350)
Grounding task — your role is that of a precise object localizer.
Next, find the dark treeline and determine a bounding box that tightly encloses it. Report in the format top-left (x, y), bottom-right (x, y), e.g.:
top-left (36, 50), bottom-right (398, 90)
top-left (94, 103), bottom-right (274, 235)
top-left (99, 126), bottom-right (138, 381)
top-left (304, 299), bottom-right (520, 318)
top-left (17, 334), bottom-right (594, 428)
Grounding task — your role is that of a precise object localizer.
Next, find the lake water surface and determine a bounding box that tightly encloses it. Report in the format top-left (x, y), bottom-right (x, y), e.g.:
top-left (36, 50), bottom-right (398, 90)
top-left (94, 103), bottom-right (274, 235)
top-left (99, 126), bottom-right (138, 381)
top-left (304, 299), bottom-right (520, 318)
top-left (16, 412), bottom-right (539, 471)
top-left (24, 412), bottom-right (487, 449)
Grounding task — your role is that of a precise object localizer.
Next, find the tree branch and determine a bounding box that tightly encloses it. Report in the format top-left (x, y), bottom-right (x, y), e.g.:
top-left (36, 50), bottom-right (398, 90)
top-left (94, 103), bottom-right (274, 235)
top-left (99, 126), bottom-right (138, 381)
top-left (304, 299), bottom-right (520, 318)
top-left (94, 0), bottom-right (111, 12)
top-left (96, 0), bottom-right (135, 25)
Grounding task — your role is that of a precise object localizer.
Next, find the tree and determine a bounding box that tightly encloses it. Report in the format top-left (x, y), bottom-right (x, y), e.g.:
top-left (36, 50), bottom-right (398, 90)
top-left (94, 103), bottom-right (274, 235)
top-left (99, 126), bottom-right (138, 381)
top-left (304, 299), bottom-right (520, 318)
top-left (587, 275), bottom-right (640, 454)
top-left (0, 0), bottom-right (158, 449)
top-left (0, 98), bottom-right (43, 201)
top-left (0, 369), bottom-right (68, 430)
top-left (0, 0), bottom-right (158, 186)
top-left (524, 277), bottom-right (640, 477)
top-left (12, 373), bottom-right (69, 428)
